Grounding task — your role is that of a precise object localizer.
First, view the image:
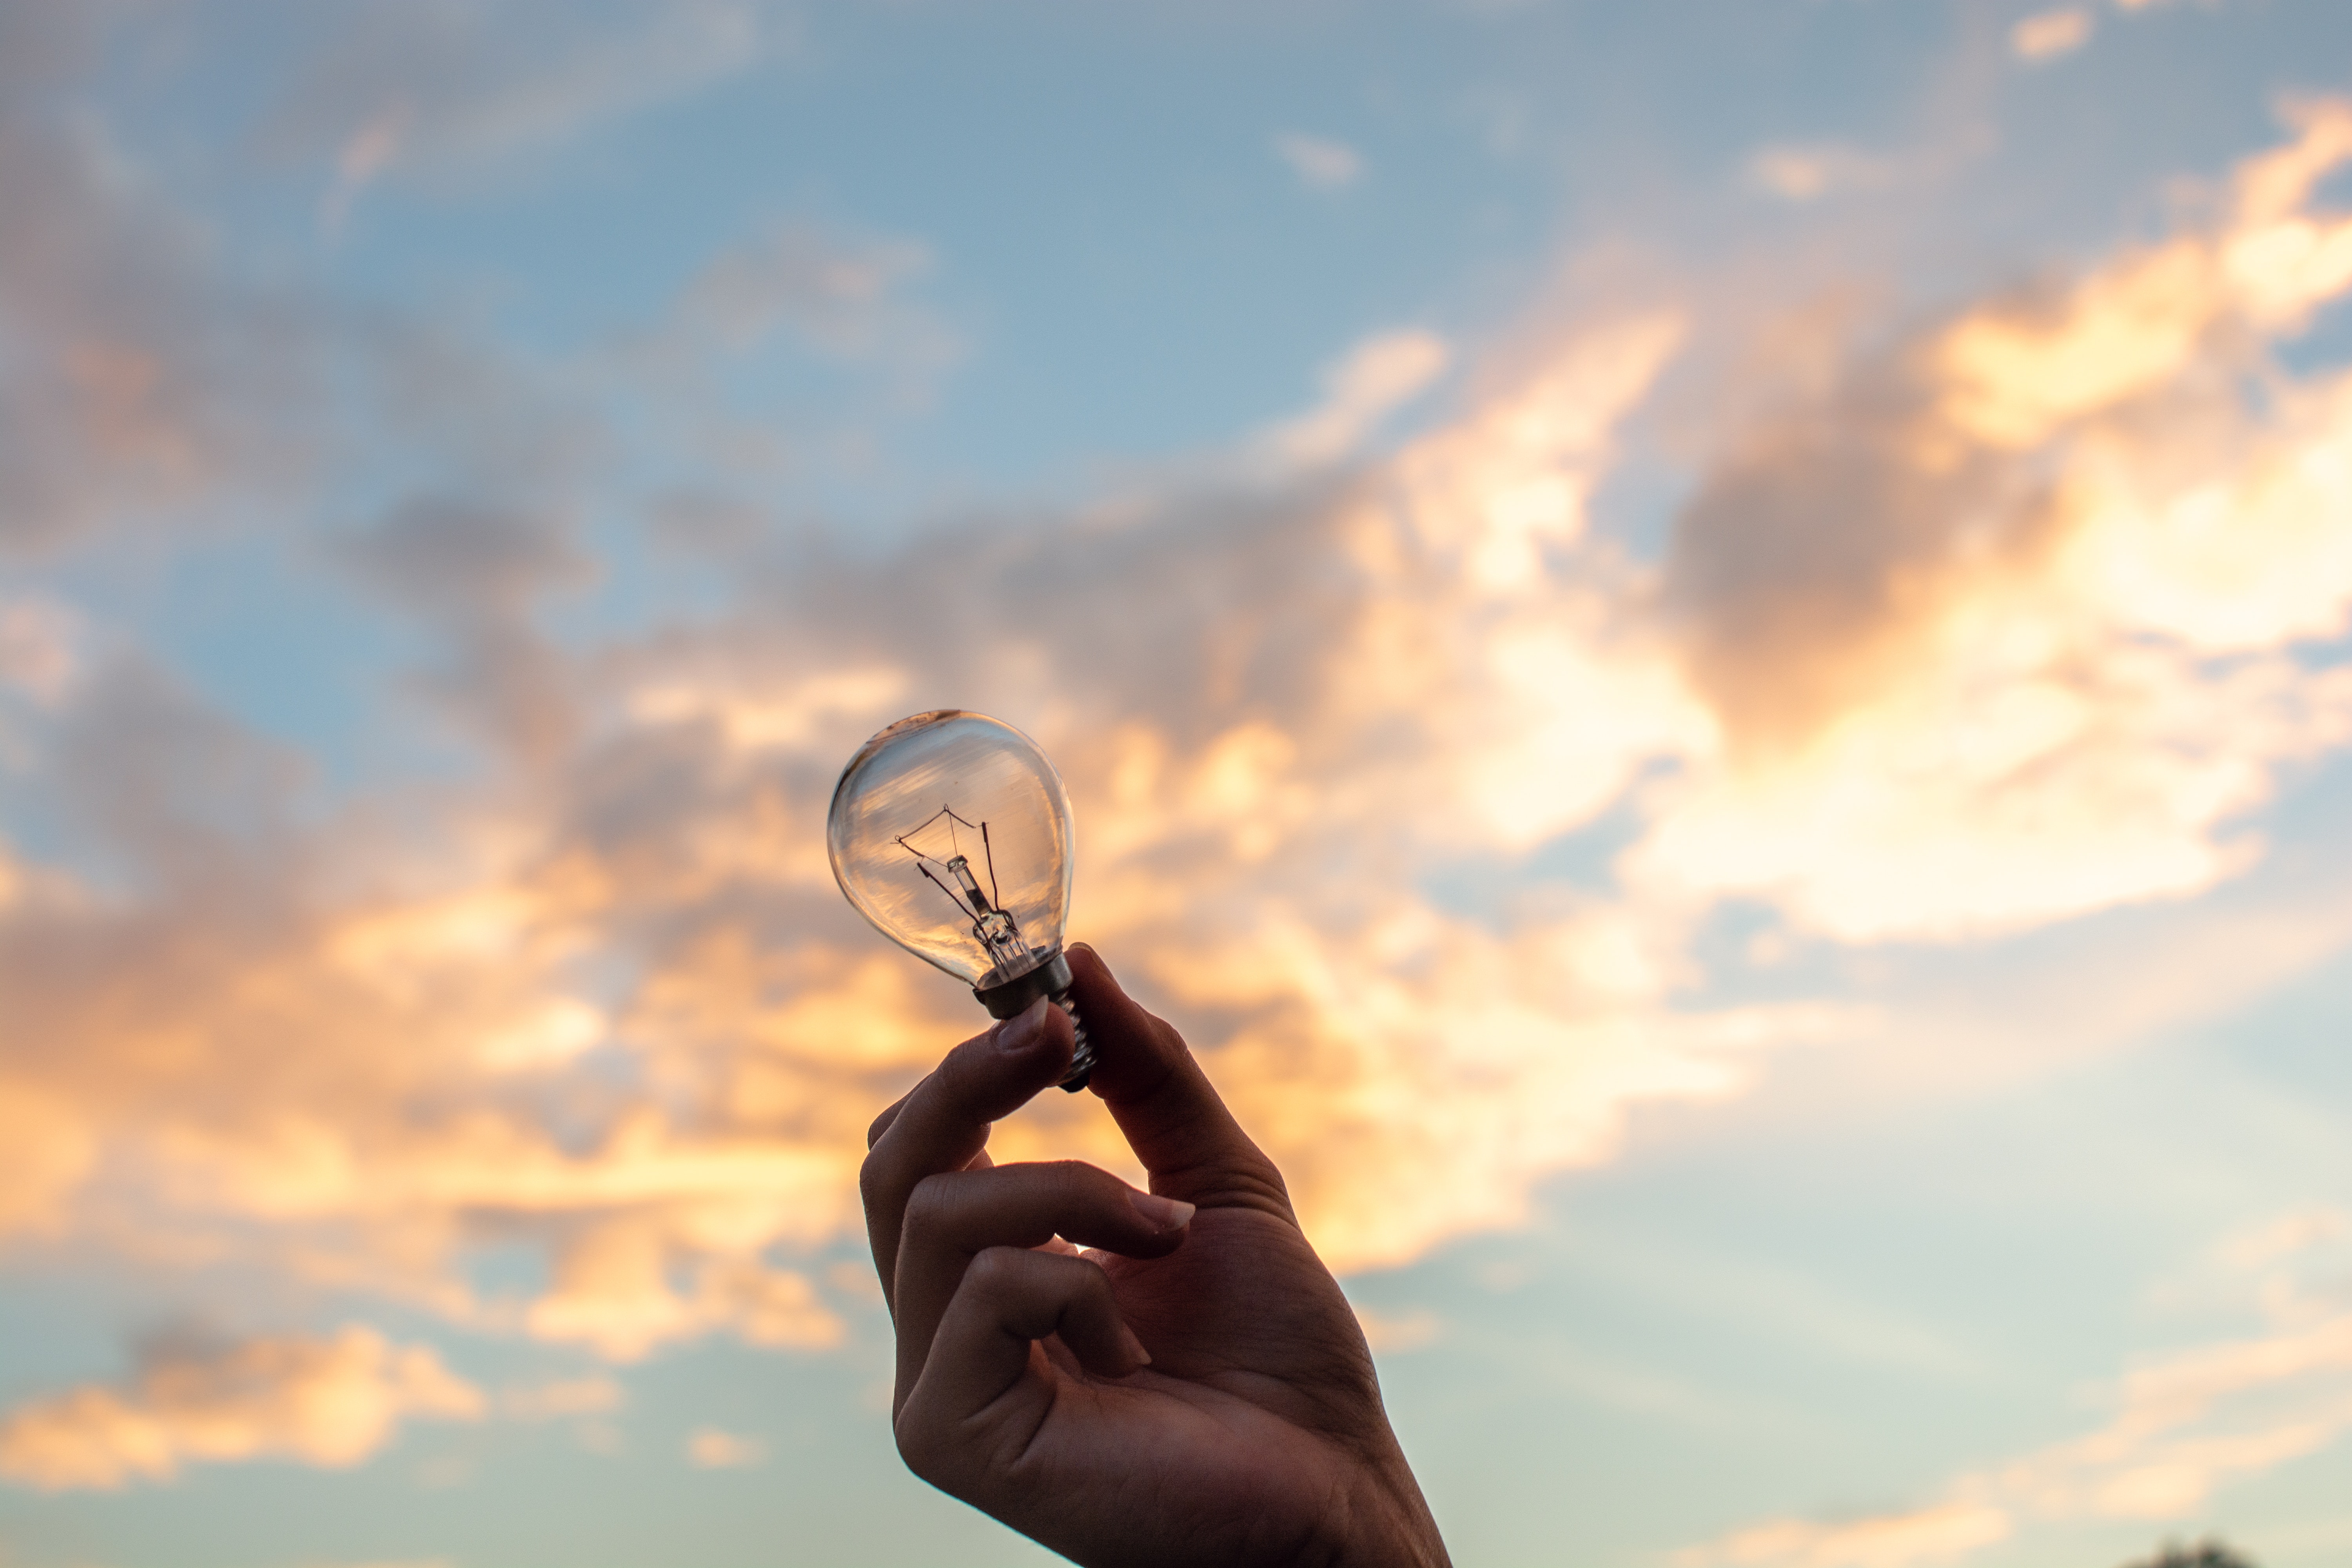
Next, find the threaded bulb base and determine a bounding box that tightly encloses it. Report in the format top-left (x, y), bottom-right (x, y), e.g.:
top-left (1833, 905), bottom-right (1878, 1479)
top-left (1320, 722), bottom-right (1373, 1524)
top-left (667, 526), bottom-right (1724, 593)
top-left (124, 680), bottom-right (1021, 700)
top-left (1055, 991), bottom-right (1094, 1093)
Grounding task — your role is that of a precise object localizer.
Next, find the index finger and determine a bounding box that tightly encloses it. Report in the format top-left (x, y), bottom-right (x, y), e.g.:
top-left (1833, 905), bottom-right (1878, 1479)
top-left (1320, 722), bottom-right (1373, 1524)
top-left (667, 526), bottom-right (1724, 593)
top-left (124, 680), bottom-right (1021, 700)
top-left (858, 998), bottom-right (1074, 1314)
top-left (1067, 944), bottom-right (1294, 1220)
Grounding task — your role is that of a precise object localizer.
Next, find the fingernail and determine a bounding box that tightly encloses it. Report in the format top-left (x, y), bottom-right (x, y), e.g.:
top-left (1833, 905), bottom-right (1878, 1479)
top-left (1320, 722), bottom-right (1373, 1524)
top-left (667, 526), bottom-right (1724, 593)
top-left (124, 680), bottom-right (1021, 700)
top-left (1117, 1320), bottom-right (1152, 1369)
top-left (1129, 1190), bottom-right (1195, 1231)
top-left (996, 997), bottom-right (1051, 1055)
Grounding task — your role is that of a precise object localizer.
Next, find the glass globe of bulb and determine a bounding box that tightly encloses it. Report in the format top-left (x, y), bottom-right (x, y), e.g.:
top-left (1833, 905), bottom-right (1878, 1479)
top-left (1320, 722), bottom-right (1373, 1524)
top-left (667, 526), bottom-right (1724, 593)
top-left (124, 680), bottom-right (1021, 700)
top-left (827, 710), bottom-right (1093, 1091)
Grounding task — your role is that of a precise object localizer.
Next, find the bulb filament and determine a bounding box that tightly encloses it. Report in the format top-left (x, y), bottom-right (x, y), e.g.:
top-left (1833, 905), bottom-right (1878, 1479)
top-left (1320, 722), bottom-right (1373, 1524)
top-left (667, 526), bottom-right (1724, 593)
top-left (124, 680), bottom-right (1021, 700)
top-left (898, 808), bottom-right (1035, 981)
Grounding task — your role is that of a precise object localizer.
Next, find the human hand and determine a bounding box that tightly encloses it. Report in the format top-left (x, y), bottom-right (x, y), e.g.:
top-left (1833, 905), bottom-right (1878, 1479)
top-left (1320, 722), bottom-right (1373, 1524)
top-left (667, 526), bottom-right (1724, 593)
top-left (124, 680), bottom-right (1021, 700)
top-left (861, 944), bottom-right (1450, 1568)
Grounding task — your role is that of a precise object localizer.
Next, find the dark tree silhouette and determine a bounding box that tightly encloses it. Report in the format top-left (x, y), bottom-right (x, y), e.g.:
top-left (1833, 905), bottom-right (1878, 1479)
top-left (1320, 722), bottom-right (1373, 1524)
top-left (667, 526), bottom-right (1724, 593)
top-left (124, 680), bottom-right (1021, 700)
top-left (2122, 1540), bottom-right (2257, 1568)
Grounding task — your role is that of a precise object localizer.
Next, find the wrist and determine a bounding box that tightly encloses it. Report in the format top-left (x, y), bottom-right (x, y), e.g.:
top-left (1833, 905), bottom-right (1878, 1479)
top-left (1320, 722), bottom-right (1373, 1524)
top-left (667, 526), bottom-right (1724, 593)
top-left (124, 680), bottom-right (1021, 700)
top-left (1321, 1449), bottom-right (1450, 1568)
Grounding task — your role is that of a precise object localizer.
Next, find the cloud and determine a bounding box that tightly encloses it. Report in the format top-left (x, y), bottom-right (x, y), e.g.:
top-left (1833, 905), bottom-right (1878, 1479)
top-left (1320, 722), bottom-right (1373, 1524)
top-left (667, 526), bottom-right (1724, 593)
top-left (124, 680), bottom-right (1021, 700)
top-left (1276, 132), bottom-right (1366, 191)
top-left (0, 259), bottom-right (1801, 1331)
top-left (1747, 143), bottom-right (1895, 203)
top-left (0, 26), bottom-right (603, 564)
top-left (0, 648), bottom-right (873, 1355)
top-left (500, 1374), bottom-right (624, 1421)
top-left (1681, 1503), bottom-right (2012, 1568)
top-left (335, 494), bottom-right (592, 762)
top-left (2218, 1206), bottom-right (2351, 1316)
top-left (526, 1228), bottom-right (846, 1361)
top-left (1262, 329), bottom-right (1452, 467)
top-left (2012, 9), bottom-right (2095, 62)
top-left (263, 1), bottom-right (771, 175)
top-left (1642, 100), bottom-right (2352, 940)
top-left (3, 42), bottom-right (2352, 1445)
top-left (601, 218), bottom-right (962, 488)
top-left (0, 114), bottom-right (318, 552)
top-left (1999, 1309), bottom-right (2352, 1522)
top-left (0, 1327), bottom-right (483, 1491)
top-left (1686, 1215), bottom-right (2352, 1566)
top-left (675, 223), bottom-right (939, 364)
top-left (686, 1426), bottom-right (765, 1468)
top-left (0, 598), bottom-right (78, 704)
top-left (320, 102), bottom-right (409, 236)
top-left (648, 219), bottom-right (963, 429)
top-left (1353, 1305), bottom-right (1443, 1353)
top-left (0, 1082), bottom-right (96, 1239)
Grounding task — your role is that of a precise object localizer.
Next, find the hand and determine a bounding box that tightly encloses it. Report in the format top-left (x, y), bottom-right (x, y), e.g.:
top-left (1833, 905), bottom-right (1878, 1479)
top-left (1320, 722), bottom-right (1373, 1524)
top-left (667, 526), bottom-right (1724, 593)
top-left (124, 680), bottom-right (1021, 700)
top-left (861, 944), bottom-right (1451, 1568)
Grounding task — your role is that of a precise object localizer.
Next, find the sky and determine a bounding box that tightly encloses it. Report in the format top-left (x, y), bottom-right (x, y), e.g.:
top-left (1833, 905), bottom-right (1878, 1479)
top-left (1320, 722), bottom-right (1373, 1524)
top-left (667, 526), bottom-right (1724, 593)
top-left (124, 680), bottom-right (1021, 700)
top-left (2, 2), bottom-right (2351, 1566)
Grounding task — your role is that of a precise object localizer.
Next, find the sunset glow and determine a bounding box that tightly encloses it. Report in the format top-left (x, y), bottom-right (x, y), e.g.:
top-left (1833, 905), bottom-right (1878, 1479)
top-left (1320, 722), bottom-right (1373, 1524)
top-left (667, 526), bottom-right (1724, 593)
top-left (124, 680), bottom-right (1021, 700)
top-left (2, 4), bottom-right (2350, 1566)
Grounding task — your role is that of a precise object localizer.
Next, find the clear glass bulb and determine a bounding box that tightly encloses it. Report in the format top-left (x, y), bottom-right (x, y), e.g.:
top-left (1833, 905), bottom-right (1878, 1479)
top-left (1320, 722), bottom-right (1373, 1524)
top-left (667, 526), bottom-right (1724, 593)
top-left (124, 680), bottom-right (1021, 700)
top-left (827, 710), bottom-right (1094, 1090)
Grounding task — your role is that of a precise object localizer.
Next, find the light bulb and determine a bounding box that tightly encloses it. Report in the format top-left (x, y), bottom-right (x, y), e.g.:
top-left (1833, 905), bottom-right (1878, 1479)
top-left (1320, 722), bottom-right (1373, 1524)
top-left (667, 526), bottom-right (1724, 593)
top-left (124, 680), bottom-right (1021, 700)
top-left (827, 710), bottom-right (1094, 1091)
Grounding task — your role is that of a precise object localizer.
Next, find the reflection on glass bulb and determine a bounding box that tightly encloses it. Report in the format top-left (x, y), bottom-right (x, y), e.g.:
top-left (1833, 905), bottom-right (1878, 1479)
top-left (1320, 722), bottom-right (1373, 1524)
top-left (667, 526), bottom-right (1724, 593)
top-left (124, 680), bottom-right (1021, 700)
top-left (827, 710), bottom-right (1094, 1091)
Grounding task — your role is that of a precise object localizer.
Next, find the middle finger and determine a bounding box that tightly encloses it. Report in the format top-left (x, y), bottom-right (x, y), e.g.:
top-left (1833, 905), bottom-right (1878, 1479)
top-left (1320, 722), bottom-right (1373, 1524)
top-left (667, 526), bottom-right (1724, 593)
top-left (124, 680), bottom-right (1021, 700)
top-left (891, 1159), bottom-right (1194, 1405)
top-left (859, 998), bottom-right (1074, 1312)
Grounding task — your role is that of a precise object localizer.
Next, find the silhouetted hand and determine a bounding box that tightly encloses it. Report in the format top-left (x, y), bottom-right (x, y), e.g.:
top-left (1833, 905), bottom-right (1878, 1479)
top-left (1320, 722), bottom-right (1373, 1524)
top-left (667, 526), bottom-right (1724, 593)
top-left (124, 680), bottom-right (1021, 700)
top-left (862, 944), bottom-right (1451, 1568)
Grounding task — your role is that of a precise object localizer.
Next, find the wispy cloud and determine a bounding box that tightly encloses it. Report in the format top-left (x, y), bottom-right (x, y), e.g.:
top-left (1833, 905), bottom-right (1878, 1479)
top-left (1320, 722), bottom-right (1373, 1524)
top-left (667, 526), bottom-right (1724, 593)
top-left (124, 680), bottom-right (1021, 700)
top-left (265, 1), bottom-right (773, 175)
top-left (1746, 143), bottom-right (1895, 203)
top-left (1353, 1305), bottom-right (1444, 1353)
top-left (0, 598), bottom-right (78, 705)
top-left (1684, 1210), bottom-right (2352, 1566)
top-left (500, 1374), bottom-right (624, 1422)
top-left (320, 102), bottom-right (409, 236)
top-left (686, 1426), bottom-right (765, 1468)
top-left (2012, 8), bottom-right (2095, 62)
top-left (675, 223), bottom-right (938, 363)
top-left (1260, 328), bottom-right (1452, 467)
top-left (1682, 1502), bottom-right (2011, 1568)
top-left (1276, 132), bottom-right (1366, 191)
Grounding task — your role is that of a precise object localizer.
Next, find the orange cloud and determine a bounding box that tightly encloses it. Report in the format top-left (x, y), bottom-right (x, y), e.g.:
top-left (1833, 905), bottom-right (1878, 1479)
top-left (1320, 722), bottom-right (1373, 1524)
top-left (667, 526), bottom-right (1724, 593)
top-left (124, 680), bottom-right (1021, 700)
top-left (686, 1426), bottom-right (766, 1468)
top-left (0, 90), bottom-right (2349, 1432)
top-left (525, 1221), bottom-right (845, 1362)
top-left (1352, 1305), bottom-right (1443, 1354)
top-left (0, 1328), bottom-right (483, 1491)
top-left (2011, 8), bottom-right (2094, 63)
top-left (1644, 102), bottom-right (2352, 940)
top-left (1682, 1503), bottom-right (2012, 1568)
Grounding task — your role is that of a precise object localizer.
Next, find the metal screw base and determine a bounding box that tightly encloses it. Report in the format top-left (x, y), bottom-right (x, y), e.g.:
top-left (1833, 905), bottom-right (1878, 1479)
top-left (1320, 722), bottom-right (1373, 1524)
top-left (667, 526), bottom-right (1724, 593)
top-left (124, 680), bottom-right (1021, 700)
top-left (1054, 991), bottom-right (1094, 1093)
top-left (974, 946), bottom-right (1093, 1092)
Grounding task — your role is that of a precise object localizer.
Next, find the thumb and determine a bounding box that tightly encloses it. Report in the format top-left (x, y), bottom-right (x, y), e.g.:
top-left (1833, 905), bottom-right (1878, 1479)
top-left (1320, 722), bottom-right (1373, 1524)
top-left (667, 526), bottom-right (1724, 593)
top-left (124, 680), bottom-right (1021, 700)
top-left (1066, 944), bottom-right (1294, 1218)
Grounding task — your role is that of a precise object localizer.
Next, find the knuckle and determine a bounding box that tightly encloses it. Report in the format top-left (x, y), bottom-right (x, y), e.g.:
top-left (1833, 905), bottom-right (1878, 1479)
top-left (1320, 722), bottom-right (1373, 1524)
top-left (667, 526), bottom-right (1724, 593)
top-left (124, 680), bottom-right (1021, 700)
top-left (893, 1408), bottom-right (947, 1483)
top-left (1045, 1157), bottom-right (1120, 1199)
top-left (1082, 1165), bottom-right (1146, 1220)
top-left (961, 1243), bottom-right (1030, 1296)
top-left (939, 1027), bottom-right (994, 1083)
top-left (1072, 1248), bottom-right (1114, 1297)
top-left (856, 1147), bottom-right (893, 1207)
top-left (920, 1034), bottom-right (998, 1117)
top-left (897, 1172), bottom-right (960, 1243)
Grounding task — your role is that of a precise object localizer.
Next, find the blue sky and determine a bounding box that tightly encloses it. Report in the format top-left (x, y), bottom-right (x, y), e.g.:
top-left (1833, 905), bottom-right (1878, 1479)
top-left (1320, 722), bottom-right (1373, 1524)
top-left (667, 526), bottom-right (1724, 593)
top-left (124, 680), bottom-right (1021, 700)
top-left (2, 3), bottom-right (2352, 1566)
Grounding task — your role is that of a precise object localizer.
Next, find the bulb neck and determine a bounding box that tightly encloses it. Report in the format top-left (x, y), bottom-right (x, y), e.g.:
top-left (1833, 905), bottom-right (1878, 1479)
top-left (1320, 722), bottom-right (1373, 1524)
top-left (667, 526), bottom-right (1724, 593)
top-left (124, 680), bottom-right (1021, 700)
top-left (973, 947), bottom-right (1094, 1093)
top-left (974, 947), bottom-right (1072, 1018)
